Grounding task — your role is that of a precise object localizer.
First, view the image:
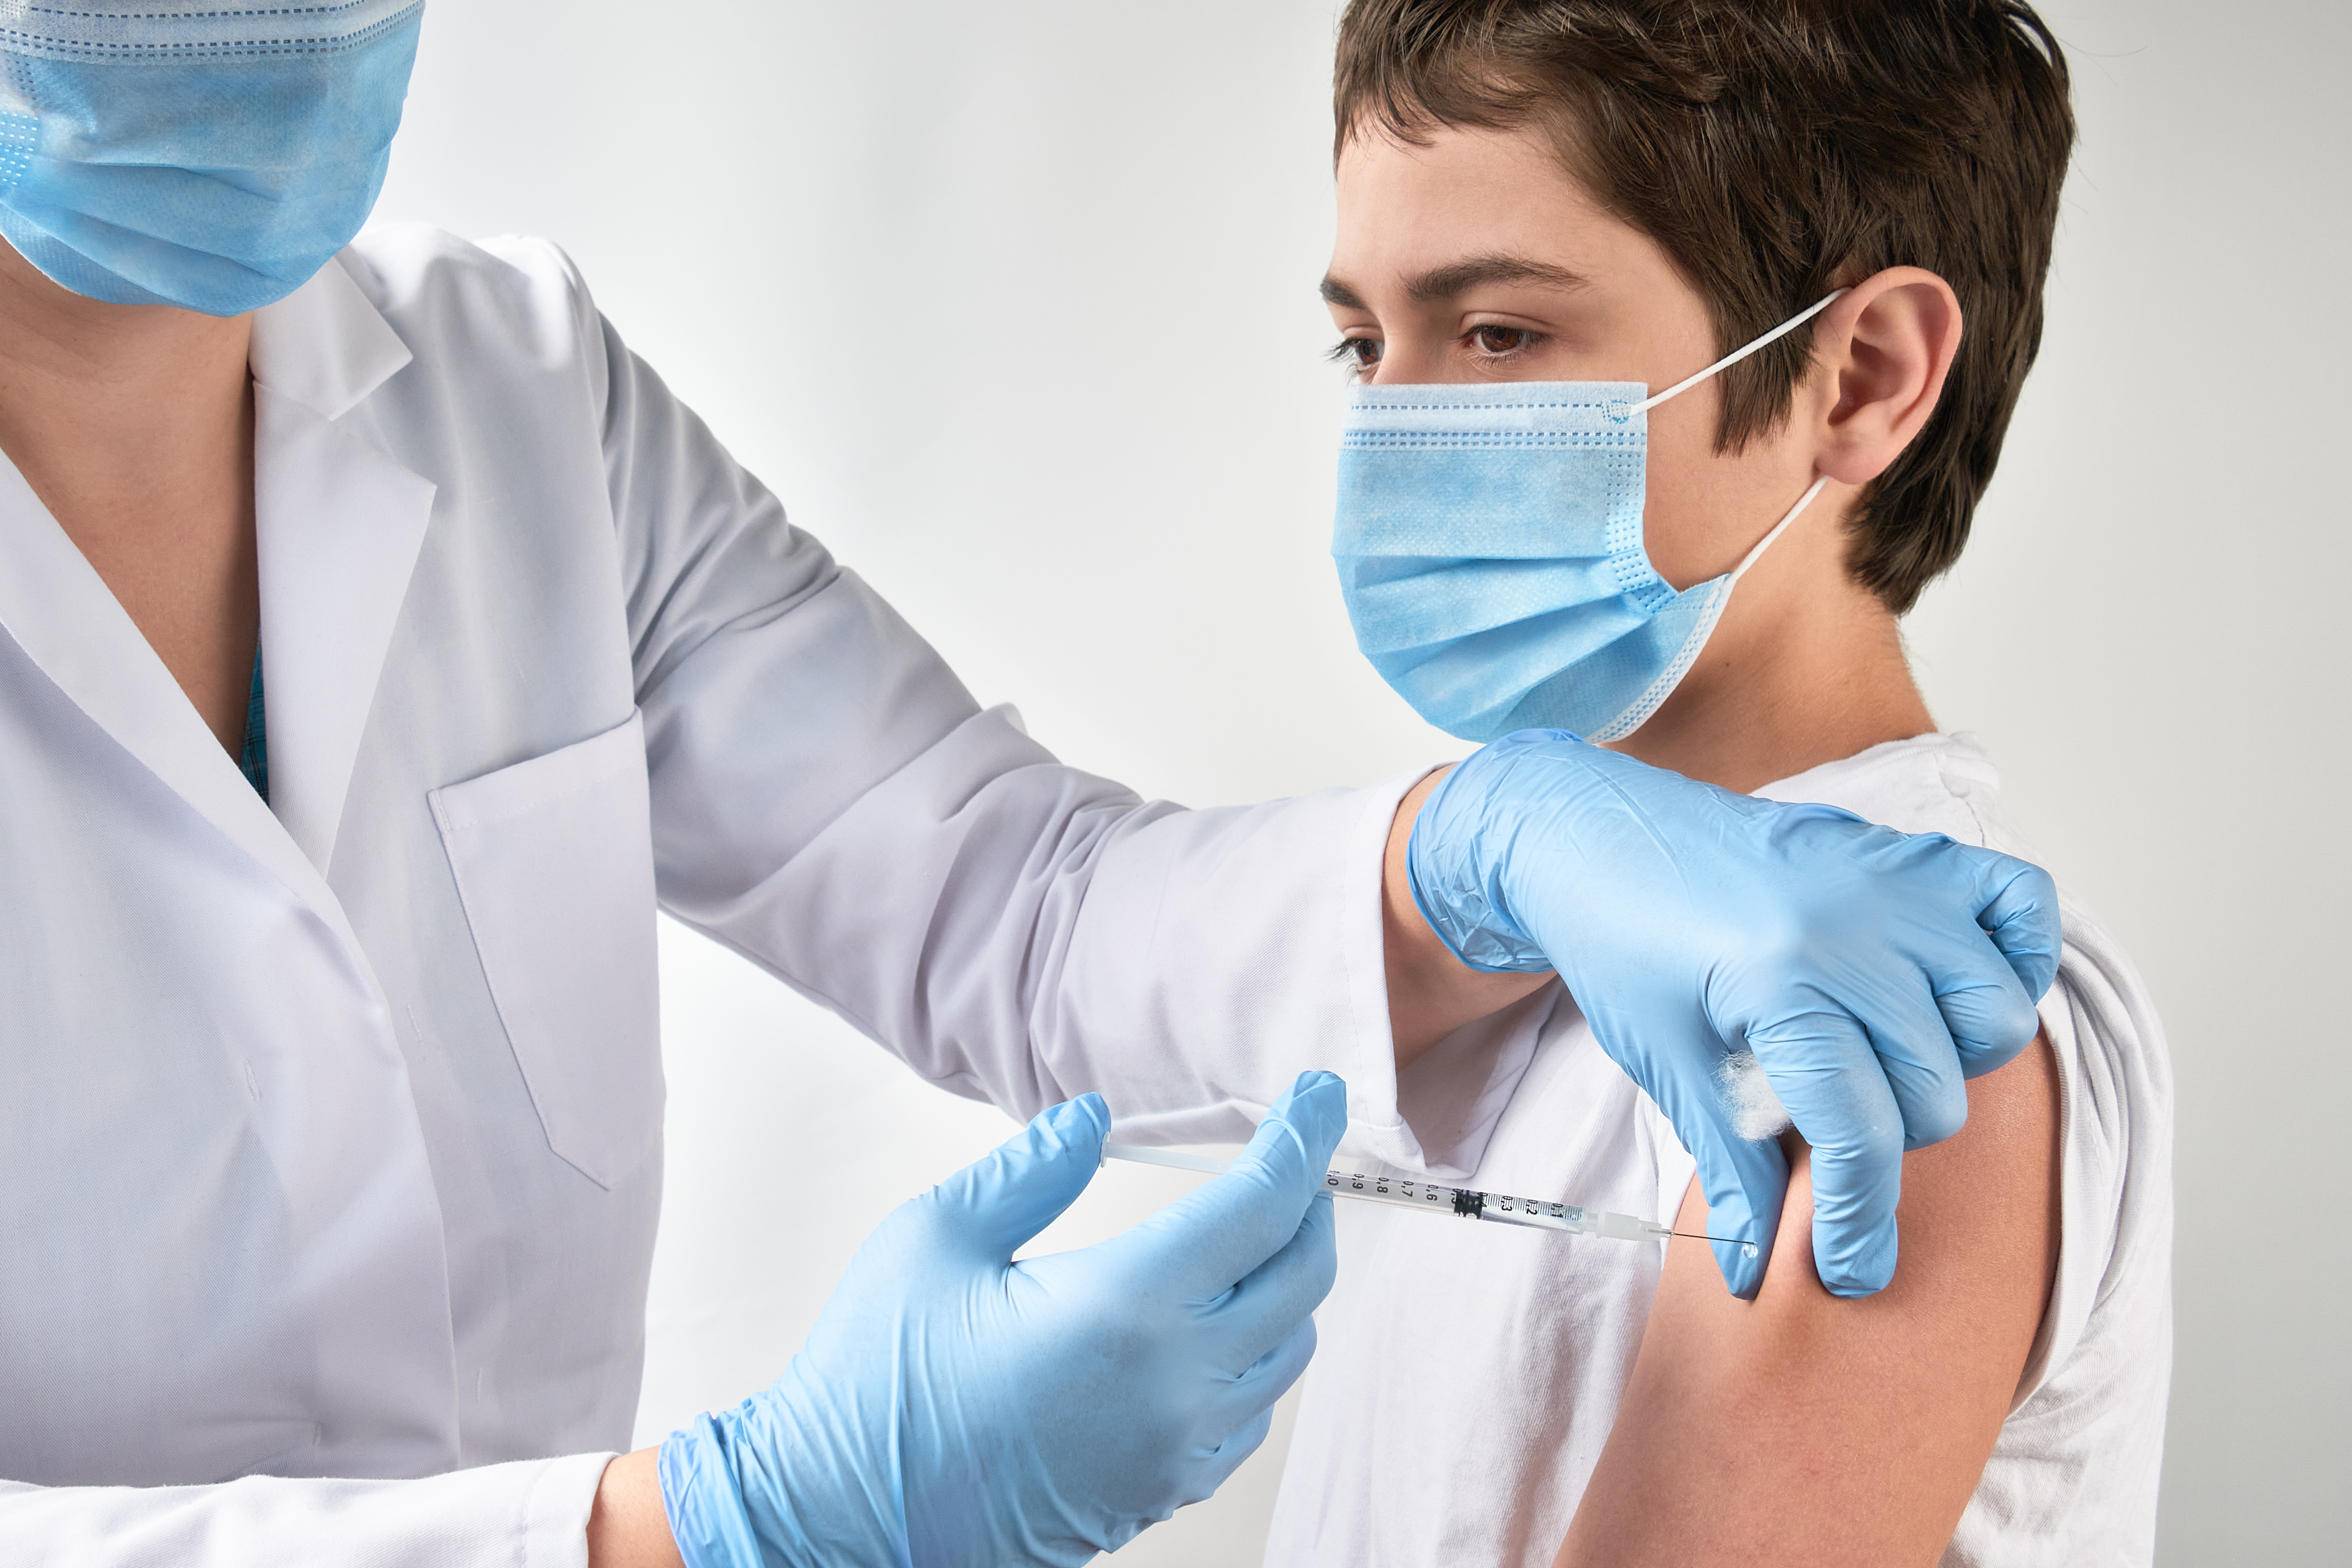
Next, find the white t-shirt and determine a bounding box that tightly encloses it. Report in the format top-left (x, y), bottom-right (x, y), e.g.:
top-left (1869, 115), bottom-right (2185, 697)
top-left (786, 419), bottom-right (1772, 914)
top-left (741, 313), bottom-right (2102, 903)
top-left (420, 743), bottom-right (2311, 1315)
top-left (1266, 733), bottom-right (2174, 1567)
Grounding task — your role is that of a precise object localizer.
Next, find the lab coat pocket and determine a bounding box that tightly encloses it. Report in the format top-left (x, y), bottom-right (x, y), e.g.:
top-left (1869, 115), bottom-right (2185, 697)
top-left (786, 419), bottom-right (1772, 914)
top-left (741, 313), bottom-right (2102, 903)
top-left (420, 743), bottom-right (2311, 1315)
top-left (430, 710), bottom-right (662, 1190)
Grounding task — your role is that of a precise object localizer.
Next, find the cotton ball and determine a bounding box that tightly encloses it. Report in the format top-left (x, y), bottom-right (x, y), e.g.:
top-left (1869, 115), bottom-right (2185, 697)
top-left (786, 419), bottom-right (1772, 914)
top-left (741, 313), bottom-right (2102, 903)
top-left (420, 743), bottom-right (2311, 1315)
top-left (1717, 1047), bottom-right (1792, 1142)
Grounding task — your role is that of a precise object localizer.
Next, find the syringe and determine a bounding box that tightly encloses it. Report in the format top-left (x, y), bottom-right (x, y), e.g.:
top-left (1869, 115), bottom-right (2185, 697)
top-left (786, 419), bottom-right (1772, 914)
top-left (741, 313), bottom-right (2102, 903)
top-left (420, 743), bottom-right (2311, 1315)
top-left (1102, 1143), bottom-right (1753, 1251)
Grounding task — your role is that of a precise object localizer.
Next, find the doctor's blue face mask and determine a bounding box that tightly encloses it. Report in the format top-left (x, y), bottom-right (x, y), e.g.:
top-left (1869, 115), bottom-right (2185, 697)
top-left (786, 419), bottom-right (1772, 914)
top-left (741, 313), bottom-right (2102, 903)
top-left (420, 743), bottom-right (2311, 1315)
top-left (0, 0), bottom-right (424, 317)
top-left (1332, 290), bottom-right (1846, 744)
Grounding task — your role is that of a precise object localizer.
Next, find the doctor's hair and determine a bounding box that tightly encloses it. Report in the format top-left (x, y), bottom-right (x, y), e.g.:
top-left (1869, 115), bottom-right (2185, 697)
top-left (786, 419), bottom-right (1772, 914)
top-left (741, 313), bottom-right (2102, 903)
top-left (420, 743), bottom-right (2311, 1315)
top-left (1333, 0), bottom-right (2074, 615)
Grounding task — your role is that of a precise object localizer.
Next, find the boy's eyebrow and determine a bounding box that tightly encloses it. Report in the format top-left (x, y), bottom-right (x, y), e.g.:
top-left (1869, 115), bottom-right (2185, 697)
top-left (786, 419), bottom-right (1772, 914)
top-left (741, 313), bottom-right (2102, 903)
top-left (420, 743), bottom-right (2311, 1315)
top-left (1319, 255), bottom-right (1591, 311)
top-left (1319, 274), bottom-right (1369, 309)
top-left (1407, 254), bottom-right (1590, 302)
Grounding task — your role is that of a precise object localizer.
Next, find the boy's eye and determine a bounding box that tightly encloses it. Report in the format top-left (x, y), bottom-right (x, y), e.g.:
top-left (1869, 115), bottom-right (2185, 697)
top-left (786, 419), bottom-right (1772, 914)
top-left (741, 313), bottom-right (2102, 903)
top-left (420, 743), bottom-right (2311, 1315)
top-left (1469, 325), bottom-right (1538, 355)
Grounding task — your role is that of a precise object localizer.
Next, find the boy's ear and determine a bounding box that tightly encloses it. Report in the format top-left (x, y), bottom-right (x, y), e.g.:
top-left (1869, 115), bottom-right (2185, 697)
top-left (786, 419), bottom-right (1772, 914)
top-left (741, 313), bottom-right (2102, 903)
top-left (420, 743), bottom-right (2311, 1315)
top-left (1811, 266), bottom-right (1963, 487)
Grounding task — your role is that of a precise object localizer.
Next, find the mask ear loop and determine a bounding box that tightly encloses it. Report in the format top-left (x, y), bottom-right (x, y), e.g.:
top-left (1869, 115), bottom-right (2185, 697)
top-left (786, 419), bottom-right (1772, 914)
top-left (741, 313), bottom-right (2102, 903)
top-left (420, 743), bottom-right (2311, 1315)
top-left (1728, 474), bottom-right (1830, 584)
top-left (1606, 287), bottom-right (1851, 423)
top-left (1614, 287), bottom-right (1851, 580)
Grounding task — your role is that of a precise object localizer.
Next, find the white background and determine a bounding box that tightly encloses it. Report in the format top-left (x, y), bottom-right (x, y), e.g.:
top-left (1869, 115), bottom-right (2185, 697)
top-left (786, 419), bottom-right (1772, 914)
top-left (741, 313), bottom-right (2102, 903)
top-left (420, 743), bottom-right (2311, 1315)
top-left (377, 1), bottom-right (2346, 1560)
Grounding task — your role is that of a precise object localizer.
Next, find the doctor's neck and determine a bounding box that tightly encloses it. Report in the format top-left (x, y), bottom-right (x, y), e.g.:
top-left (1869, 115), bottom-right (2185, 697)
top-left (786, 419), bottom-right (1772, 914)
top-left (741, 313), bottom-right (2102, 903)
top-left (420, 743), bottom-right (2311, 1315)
top-left (0, 237), bottom-right (250, 452)
top-left (0, 238), bottom-right (260, 755)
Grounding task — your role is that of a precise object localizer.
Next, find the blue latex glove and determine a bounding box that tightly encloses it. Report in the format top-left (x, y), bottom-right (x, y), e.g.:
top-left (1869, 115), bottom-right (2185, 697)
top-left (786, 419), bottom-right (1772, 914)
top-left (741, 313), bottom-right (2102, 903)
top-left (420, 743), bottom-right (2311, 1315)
top-left (658, 1071), bottom-right (1347, 1568)
top-left (1409, 731), bottom-right (2060, 1299)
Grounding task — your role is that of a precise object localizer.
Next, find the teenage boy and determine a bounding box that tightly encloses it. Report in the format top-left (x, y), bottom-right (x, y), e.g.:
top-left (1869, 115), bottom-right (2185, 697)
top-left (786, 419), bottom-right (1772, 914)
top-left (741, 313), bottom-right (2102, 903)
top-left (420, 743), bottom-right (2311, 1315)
top-left (1268, 3), bottom-right (2172, 1565)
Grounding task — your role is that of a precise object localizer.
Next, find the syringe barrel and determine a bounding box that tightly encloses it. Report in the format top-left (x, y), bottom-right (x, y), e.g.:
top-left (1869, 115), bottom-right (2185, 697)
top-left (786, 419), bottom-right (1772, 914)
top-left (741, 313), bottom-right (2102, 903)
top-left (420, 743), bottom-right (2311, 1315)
top-left (1322, 1170), bottom-right (1460, 1214)
top-left (1475, 1194), bottom-right (1585, 1233)
top-left (1319, 1172), bottom-right (1668, 1240)
top-left (1105, 1150), bottom-right (1676, 1245)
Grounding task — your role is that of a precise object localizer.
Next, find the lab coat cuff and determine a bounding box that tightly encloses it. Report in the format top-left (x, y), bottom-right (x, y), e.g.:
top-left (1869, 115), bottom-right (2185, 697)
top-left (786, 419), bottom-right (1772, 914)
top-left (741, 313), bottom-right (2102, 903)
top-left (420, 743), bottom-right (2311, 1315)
top-left (524, 1450), bottom-right (620, 1568)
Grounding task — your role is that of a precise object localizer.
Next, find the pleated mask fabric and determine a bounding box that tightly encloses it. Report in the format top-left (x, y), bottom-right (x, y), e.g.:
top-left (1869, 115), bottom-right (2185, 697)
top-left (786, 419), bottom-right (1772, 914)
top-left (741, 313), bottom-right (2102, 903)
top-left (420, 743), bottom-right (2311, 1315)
top-left (0, 1), bottom-right (424, 316)
top-left (1331, 292), bottom-right (1842, 744)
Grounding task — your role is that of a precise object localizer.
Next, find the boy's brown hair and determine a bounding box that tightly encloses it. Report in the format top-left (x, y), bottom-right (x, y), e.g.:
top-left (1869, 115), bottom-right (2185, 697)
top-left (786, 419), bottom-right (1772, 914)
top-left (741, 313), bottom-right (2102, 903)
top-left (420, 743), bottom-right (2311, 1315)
top-left (1334, 0), bottom-right (2074, 614)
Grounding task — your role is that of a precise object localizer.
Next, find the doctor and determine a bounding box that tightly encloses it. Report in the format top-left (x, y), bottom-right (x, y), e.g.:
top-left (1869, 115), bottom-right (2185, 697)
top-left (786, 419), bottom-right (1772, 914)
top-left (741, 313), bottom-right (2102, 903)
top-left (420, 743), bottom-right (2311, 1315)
top-left (0, 5), bottom-right (2061, 1566)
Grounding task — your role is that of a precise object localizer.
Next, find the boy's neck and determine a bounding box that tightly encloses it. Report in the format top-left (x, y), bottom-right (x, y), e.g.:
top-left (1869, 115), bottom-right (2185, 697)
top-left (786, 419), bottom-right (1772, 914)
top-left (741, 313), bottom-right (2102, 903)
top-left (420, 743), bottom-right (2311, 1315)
top-left (1606, 567), bottom-right (1935, 797)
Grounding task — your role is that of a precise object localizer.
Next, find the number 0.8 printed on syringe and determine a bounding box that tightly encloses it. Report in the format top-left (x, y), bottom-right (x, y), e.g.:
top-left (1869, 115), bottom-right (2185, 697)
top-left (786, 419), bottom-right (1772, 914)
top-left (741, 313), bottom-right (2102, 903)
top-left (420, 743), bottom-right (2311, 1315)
top-left (1101, 1143), bottom-right (1753, 1252)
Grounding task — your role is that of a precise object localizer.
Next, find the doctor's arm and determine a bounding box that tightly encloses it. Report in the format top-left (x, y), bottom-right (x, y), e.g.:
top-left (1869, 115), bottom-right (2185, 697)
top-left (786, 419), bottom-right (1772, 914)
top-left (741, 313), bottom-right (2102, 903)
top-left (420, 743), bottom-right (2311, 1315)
top-left (589, 1451), bottom-right (683, 1568)
top-left (577, 267), bottom-right (1521, 1168)
top-left (576, 250), bottom-right (2053, 1217)
top-left (1551, 1034), bottom-right (2061, 1568)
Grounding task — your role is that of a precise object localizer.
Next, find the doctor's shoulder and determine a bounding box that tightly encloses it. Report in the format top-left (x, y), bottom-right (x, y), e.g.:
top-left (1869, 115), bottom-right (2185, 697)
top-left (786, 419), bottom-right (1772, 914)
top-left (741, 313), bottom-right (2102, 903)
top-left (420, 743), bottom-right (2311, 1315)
top-left (330, 221), bottom-right (611, 394)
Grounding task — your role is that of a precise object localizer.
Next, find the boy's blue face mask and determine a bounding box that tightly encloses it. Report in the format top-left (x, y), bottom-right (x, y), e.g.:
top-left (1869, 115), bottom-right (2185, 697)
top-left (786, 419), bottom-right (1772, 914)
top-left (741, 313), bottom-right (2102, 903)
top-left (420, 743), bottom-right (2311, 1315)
top-left (1332, 291), bottom-right (1844, 744)
top-left (0, 0), bottom-right (424, 317)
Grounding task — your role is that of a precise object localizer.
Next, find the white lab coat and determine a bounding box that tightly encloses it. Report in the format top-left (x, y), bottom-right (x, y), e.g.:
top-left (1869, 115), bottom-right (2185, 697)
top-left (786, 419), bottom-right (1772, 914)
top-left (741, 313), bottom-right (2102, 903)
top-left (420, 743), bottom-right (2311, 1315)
top-left (0, 227), bottom-right (1502, 1563)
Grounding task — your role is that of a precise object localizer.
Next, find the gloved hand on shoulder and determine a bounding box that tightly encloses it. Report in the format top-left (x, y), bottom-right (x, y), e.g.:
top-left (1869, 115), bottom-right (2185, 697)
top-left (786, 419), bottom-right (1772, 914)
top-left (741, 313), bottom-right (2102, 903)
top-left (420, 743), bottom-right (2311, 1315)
top-left (1408, 731), bottom-right (2059, 1299)
top-left (658, 1070), bottom-right (1348, 1568)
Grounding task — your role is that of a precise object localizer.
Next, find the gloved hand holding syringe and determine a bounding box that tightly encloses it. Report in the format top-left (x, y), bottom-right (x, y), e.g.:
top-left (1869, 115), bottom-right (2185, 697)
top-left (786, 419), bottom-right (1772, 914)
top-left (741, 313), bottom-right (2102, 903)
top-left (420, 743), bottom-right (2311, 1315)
top-left (1105, 1143), bottom-right (1755, 1253)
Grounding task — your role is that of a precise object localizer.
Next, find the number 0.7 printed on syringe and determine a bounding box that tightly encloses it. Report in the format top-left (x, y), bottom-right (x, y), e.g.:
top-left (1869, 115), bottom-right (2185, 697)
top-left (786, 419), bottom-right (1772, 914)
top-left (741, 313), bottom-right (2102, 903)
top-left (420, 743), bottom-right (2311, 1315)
top-left (1100, 1143), bottom-right (1756, 1253)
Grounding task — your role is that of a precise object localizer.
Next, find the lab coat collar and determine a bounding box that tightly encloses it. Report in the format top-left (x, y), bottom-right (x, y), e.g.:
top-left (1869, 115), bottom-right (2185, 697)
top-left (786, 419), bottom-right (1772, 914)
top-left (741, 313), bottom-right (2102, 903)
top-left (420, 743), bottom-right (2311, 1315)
top-left (249, 251), bottom-right (414, 422)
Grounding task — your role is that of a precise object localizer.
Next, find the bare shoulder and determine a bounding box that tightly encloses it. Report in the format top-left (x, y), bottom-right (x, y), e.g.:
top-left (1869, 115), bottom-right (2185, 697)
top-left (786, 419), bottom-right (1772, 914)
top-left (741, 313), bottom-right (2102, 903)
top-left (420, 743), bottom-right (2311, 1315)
top-left (1554, 1035), bottom-right (2060, 1568)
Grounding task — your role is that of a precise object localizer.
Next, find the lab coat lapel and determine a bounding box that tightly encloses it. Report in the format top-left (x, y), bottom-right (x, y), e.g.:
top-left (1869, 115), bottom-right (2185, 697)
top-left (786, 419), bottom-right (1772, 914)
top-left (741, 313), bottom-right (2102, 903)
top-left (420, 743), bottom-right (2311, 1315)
top-left (0, 254), bottom-right (430, 948)
top-left (0, 458), bottom-right (362, 950)
top-left (252, 397), bottom-right (434, 873)
top-left (250, 257), bottom-right (436, 875)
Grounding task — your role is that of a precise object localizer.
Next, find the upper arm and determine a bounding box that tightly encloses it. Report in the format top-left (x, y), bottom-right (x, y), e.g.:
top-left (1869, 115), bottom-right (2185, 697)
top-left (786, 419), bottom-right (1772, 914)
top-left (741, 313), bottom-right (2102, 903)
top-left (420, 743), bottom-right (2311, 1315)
top-left (585, 311), bottom-right (989, 914)
top-left (1554, 1033), bottom-right (2061, 1568)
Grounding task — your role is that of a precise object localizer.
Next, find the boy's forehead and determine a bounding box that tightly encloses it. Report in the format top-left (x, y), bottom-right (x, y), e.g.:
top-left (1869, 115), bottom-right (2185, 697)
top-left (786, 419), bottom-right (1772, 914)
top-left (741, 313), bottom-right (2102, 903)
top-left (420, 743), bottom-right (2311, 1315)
top-left (1328, 123), bottom-right (1658, 303)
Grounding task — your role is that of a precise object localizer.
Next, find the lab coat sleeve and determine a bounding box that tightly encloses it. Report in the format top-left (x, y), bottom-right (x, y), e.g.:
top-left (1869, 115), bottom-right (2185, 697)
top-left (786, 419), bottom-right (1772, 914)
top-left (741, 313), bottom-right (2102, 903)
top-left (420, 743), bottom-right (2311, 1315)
top-left (0, 1452), bottom-right (610, 1568)
top-left (581, 295), bottom-right (1517, 1176)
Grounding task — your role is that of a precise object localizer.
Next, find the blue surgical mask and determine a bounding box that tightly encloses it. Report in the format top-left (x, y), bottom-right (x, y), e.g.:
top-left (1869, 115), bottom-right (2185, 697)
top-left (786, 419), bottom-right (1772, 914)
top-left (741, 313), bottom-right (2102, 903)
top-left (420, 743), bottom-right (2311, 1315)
top-left (1332, 292), bottom-right (1844, 743)
top-left (0, 0), bottom-right (424, 317)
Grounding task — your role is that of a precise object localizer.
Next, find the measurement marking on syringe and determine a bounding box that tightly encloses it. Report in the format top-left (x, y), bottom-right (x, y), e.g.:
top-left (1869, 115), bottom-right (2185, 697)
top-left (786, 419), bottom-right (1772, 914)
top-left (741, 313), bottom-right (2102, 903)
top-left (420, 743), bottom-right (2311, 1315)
top-left (1317, 1170), bottom-right (1741, 1245)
